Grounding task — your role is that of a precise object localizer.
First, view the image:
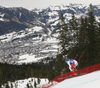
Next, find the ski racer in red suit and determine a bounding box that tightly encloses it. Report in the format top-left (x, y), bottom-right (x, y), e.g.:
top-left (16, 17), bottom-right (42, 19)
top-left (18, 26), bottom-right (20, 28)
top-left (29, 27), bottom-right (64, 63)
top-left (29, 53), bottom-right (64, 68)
top-left (65, 58), bottom-right (78, 76)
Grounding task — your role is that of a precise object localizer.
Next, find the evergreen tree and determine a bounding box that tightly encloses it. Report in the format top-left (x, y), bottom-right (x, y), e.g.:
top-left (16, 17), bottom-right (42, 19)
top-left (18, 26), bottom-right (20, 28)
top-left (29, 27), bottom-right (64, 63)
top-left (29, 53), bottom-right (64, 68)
top-left (11, 83), bottom-right (13, 88)
top-left (30, 85), bottom-right (33, 88)
top-left (55, 13), bottom-right (72, 77)
top-left (58, 13), bottom-right (70, 55)
top-left (54, 13), bottom-right (70, 77)
top-left (70, 13), bottom-right (78, 31)
top-left (95, 22), bottom-right (100, 63)
top-left (68, 13), bottom-right (79, 57)
top-left (34, 80), bottom-right (37, 88)
top-left (0, 84), bottom-right (1, 88)
top-left (39, 66), bottom-right (43, 78)
top-left (0, 68), bottom-right (3, 84)
top-left (86, 4), bottom-right (97, 65)
top-left (37, 77), bottom-right (40, 84)
top-left (77, 16), bottom-right (89, 68)
top-left (78, 17), bottom-right (88, 49)
top-left (76, 4), bottom-right (98, 68)
top-left (67, 4), bottom-right (99, 68)
top-left (15, 83), bottom-right (17, 88)
top-left (27, 83), bottom-right (30, 88)
top-left (55, 54), bottom-right (68, 77)
top-left (5, 84), bottom-right (10, 88)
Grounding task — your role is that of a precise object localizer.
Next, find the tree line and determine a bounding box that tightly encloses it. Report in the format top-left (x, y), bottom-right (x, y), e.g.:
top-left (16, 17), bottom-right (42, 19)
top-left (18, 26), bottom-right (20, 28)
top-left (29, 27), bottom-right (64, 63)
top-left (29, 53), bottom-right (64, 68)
top-left (54, 4), bottom-right (100, 76)
top-left (0, 58), bottom-right (55, 86)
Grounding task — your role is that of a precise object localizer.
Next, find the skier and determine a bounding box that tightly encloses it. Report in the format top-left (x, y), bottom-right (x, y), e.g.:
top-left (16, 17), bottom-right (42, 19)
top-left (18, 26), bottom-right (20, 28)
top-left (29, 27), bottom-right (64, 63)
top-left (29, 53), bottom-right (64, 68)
top-left (65, 58), bottom-right (78, 76)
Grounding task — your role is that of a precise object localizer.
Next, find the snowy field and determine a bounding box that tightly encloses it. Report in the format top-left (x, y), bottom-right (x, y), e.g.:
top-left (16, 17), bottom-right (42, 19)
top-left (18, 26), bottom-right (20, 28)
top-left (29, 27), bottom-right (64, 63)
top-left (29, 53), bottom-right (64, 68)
top-left (52, 71), bottom-right (100, 88)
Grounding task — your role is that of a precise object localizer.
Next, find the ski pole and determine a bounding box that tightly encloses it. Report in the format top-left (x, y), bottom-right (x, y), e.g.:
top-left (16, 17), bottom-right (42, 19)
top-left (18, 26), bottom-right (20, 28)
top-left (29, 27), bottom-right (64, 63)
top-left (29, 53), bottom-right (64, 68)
top-left (77, 52), bottom-right (84, 69)
top-left (74, 54), bottom-right (78, 60)
top-left (78, 52), bottom-right (84, 64)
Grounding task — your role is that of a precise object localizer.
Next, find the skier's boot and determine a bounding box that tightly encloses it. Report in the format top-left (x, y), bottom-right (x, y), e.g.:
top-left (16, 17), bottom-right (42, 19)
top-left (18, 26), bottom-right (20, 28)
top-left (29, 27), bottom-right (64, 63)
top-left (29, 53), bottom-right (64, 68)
top-left (71, 71), bottom-right (76, 76)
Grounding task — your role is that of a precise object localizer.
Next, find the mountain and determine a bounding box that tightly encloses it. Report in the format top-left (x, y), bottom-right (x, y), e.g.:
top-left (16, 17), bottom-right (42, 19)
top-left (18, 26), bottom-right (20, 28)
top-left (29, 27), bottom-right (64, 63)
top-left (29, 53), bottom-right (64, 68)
top-left (1, 4), bottom-right (100, 35)
top-left (0, 4), bottom-right (100, 64)
top-left (0, 6), bottom-right (38, 35)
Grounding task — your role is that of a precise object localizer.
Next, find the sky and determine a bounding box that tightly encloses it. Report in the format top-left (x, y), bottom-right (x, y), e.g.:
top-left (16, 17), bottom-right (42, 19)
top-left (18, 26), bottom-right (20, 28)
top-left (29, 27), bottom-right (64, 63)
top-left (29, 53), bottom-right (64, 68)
top-left (0, 0), bottom-right (100, 9)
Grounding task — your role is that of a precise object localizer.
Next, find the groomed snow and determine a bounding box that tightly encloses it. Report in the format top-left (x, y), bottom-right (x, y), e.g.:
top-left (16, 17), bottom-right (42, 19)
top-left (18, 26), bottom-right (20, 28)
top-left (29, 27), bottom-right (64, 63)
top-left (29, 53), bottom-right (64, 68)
top-left (52, 71), bottom-right (100, 88)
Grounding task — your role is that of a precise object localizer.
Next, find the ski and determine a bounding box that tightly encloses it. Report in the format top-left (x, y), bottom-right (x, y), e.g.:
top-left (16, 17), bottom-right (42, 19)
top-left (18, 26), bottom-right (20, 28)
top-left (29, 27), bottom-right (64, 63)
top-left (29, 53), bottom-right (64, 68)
top-left (58, 73), bottom-right (86, 80)
top-left (58, 74), bottom-right (78, 80)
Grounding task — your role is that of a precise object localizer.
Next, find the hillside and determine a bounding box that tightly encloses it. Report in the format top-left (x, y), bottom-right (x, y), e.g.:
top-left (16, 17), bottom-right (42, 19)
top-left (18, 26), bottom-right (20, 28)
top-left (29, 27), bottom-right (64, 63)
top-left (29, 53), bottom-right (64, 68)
top-left (0, 4), bottom-right (100, 64)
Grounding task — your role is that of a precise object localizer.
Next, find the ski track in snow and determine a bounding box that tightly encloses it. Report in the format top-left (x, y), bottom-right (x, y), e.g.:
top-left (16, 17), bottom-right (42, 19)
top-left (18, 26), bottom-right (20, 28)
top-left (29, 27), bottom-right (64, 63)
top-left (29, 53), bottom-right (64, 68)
top-left (52, 71), bottom-right (100, 88)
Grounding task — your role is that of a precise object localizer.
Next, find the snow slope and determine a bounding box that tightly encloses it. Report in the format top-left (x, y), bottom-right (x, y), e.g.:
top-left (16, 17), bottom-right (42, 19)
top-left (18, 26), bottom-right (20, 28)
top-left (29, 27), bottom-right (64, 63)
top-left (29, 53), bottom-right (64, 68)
top-left (52, 71), bottom-right (100, 88)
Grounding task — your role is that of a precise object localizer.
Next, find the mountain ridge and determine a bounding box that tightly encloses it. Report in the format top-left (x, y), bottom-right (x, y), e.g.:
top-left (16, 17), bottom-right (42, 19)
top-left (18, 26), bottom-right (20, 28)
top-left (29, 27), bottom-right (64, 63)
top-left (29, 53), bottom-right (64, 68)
top-left (0, 4), bottom-right (100, 64)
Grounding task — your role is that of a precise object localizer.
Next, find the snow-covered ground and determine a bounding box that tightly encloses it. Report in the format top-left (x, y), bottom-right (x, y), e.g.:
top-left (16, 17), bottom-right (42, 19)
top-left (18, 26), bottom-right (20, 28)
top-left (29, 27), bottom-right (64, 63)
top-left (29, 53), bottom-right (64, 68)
top-left (2, 77), bottom-right (49, 88)
top-left (0, 27), bottom-right (59, 64)
top-left (52, 71), bottom-right (100, 88)
top-left (18, 37), bottom-right (59, 64)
